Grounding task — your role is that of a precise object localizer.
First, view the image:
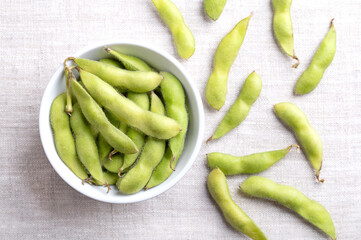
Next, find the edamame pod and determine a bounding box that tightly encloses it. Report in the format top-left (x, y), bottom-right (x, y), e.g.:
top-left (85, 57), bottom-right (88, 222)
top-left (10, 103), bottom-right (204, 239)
top-left (50, 93), bottom-right (88, 180)
top-left (72, 57), bottom-right (162, 92)
top-left (207, 144), bottom-right (299, 175)
top-left (94, 171), bottom-right (119, 186)
top-left (117, 93), bottom-right (166, 194)
top-left (274, 102), bottom-right (323, 181)
top-left (90, 125), bottom-right (99, 139)
top-left (204, 0), bottom-right (227, 21)
top-left (208, 71), bottom-right (261, 141)
top-left (99, 58), bottom-right (124, 68)
top-left (272, 0), bottom-right (299, 68)
top-left (79, 69), bottom-right (181, 139)
top-left (206, 14), bottom-right (252, 110)
top-left (70, 77), bottom-right (138, 154)
top-left (104, 154), bottom-right (124, 173)
top-left (152, 0), bottom-right (195, 59)
top-left (241, 176), bottom-right (336, 240)
top-left (295, 19), bottom-right (336, 94)
top-left (70, 103), bottom-right (105, 184)
top-left (208, 168), bottom-right (267, 240)
top-left (64, 67), bottom-right (73, 115)
top-left (105, 48), bottom-right (152, 71)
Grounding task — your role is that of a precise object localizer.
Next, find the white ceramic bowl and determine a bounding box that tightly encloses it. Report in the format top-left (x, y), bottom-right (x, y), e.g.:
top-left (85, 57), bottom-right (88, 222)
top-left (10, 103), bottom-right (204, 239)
top-left (39, 41), bottom-right (204, 203)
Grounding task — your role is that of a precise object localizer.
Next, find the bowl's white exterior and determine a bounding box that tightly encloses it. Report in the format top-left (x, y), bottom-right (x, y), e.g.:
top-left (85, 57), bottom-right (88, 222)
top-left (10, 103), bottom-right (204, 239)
top-left (39, 41), bottom-right (204, 203)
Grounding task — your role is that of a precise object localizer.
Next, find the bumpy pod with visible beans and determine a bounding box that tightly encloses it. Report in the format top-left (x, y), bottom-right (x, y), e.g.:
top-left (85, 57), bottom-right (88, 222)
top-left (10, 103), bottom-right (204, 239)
top-left (208, 71), bottom-right (261, 142)
top-left (274, 102), bottom-right (323, 181)
top-left (204, 0), bottom-right (227, 21)
top-left (70, 76), bottom-right (138, 154)
top-left (145, 72), bottom-right (188, 189)
top-left (79, 69), bottom-right (181, 139)
top-left (99, 58), bottom-right (124, 68)
top-left (105, 48), bottom-right (152, 71)
top-left (241, 176), bottom-right (336, 239)
top-left (295, 19), bottom-right (336, 94)
top-left (152, 0), bottom-right (195, 59)
top-left (117, 93), bottom-right (166, 194)
top-left (50, 93), bottom-right (88, 180)
top-left (207, 168), bottom-right (268, 240)
top-left (206, 14), bottom-right (252, 110)
top-left (272, 0), bottom-right (299, 68)
top-left (207, 144), bottom-right (299, 175)
top-left (70, 57), bottom-right (162, 92)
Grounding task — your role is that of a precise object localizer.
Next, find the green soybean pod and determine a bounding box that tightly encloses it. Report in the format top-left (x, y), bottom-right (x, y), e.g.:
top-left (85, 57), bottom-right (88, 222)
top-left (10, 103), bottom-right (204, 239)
top-left (207, 144), bottom-right (299, 175)
top-left (295, 19), bottom-right (336, 94)
top-left (205, 14), bottom-right (252, 110)
top-left (99, 58), bottom-right (124, 68)
top-left (50, 93), bottom-right (88, 180)
top-left (105, 48), bottom-right (152, 71)
top-left (152, 0), bottom-right (195, 59)
top-left (94, 171), bottom-right (119, 186)
top-left (208, 71), bottom-right (261, 142)
top-left (79, 69), bottom-right (181, 139)
top-left (208, 168), bottom-right (268, 240)
top-left (64, 67), bottom-right (73, 115)
top-left (70, 77), bottom-right (138, 154)
top-left (241, 176), bottom-right (336, 239)
top-left (117, 92), bottom-right (166, 194)
top-left (90, 125), bottom-right (99, 139)
top-left (104, 154), bottom-right (124, 173)
top-left (272, 0), bottom-right (299, 68)
top-left (274, 102), bottom-right (323, 182)
top-left (204, 0), bottom-right (227, 21)
top-left (70, 57), bottom-right (162, 92)
top-left (70, 103), bottom-right (105, 184)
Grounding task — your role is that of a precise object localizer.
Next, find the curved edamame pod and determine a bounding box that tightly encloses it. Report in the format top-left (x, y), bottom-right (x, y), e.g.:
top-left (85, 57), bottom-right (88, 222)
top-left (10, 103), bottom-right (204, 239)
top-left (241, 176), bottom-right (336, 240)
top-left (71, 57), bottom-right (162, 92)
top-left (105, 48), bottom-right (152, 71)
top-left (78, 69), bottom-right (181, 139)
top-left (208, 168), bottom-right (268, 240)
top-left (104, 154), bottom-right (124, 173)
top-left (208, 71), bottom-right (262, 142)
top-left (64, 67), bottom-right (73, 115)
top-left (295, 19), bottom-right (336, 94)
top-left (206, 14), bottom-right (252, 110)
top-left (50, 93), bottom-right (88, 180)
top-left (274, 102), bottom-right (323, 181)
top-left (207, 144), bottom-right (299, 175)
top-left (99, 58), bottom-right (124, 68)
top-left (272, 0), bottom-right (299, 68)
top-left (152, 0), bottom-right (195, 59)
top-left (94, 171), bottom-right (119, 186)
top-left (70, 77), bottom-right (138, 154)
top-left (117, 93), bottom-right (166, 194)
top-left (204, 0), bottom-right (227, 21)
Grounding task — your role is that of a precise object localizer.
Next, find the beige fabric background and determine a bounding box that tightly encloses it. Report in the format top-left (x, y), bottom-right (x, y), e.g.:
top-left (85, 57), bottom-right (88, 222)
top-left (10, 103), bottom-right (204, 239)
top-left (1, 0), bottom-right (361, 239)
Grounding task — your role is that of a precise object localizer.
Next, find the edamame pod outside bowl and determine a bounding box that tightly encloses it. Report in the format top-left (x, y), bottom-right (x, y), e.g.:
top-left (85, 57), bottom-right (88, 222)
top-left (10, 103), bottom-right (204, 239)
top-left (39, 41), bottom-right (204, 203)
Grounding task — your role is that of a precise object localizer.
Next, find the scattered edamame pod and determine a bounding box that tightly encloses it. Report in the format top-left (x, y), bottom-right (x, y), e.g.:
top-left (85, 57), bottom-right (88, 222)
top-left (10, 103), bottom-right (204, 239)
top-left (99, 58), bottom-right (124, 68)
top-left (152, 0), bottom-right (195, 59)
top-left (205, 13), bottom-right (252, 110)
top-left (204, 0), bottom-right (227, 21)
top-left (208, 71), bottom-right (262, 142)
top-left (79, 69), bottom-right (181, 139)
top-left (274, 102), bottom-right (323, 182)
top-left (117, 92), bottom-right (166, 194)
top-left (69, 57), bottom-right (162, 92)
top-left (240, 176), bottom-right (336, 240)
top-left (105, 47), bottom-right (152, 71)
top-left (207, 144), bottom-right (299, 175)
top-left (208, 168), bottom-right (268, 240)
top-left (272, 0), bottom-right (299, 68)
top-left (50, 93), bottom-right (88, 180)
top-left (295, 19), bottom-right (336, 94)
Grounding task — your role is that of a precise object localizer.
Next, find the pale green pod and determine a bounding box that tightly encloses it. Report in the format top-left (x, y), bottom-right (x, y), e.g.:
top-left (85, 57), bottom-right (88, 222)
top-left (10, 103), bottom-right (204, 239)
top-left (295, 20), bottom-right (336, 94)
top-left (50, 93), bottom-right (88, 180)
top-left (72, 58), bottom-right (162, 92)
top-left (90, 125), bottom-right (99, 139)
top-left (152, 0), bottom-right (195, 59)
top-left (79, 69), bottom-right (181, 139)
top-left (205, 14), bottom-right (252, 110)
top-left (208, 168), bottom-right (268, 240)
top-left (64, 68), bottom-right (73, 115)
top-left (94, 171), bottom-right (119, 186)
top-left (272, 0), bottom-right (299, 67)
top-left (208, 71), bottom-right (262, 141)
top-left (70, 77), bottom-right (138, 154)
top-left (207, 144), bottom-right (299, 175)
top-left (104, 154), bottom-right (124, 173)
top-left (105, 48), bottom-right (152, 71)
top-left (204, 0), bottom-right (227, 21)
top-left (274, 102), bottom-right (323, 181)
top-left (241, 176), bottom-right (336, 240)
top-left (99, 58), bottom-right (124, 68)
top-left (70, 103), bottom-right (105, 184)
top-left (117, 93), bottom-right (166, 194)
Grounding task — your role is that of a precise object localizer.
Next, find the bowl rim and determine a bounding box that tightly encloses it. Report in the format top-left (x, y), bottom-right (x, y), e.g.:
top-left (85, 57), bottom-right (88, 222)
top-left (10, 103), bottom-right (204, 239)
top-left (39, 40), bottom-right (204, 203)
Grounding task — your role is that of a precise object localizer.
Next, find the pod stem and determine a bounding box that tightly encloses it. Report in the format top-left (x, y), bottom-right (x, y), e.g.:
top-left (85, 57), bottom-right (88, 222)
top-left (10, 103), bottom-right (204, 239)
top-left (292, 55), bottom-right (300, 68)
top-left (108, 149), bottom-right (117, 161)
top-left (63, 57), bottom-right (76, 69)
top-left (82, 177), bottom-right (94, 185)
top-left (316, 170), bottom-right (325, 183)
top-left (206, 136), bottom-right (214, 144)
top-left (330, 18), bottom-right (335, 27)
top-left (104, 47), bottom-right (112, 53)
top-left (104, 183), bottom-right (111, 193)
top-left (170, 155), bottom-right (176, 171)
top-left (117, 168), bottom-right (123, 177)
top-left (287, 144), bottom-right (300, 152)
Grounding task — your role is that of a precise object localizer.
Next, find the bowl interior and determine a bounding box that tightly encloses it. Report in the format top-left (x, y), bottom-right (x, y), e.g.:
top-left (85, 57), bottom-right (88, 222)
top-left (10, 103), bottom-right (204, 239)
top-left (39, 42), bottom-right (204, 203)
